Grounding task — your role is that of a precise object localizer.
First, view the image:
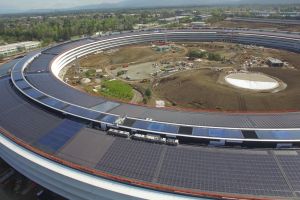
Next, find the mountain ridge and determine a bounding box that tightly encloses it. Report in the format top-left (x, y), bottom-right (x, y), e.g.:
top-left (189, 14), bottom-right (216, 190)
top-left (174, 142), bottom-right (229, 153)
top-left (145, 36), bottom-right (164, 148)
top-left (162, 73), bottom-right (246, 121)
top-left (1, 0), bottom-right (300, 14)
top-left (75, 0), bottom-right (300, 10)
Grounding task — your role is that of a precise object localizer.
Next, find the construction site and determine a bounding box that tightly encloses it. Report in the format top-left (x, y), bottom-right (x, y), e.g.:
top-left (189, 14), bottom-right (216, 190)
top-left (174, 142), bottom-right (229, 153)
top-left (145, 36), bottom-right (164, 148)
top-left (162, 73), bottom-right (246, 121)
top-left (64, 40), bottom-right (300, 112)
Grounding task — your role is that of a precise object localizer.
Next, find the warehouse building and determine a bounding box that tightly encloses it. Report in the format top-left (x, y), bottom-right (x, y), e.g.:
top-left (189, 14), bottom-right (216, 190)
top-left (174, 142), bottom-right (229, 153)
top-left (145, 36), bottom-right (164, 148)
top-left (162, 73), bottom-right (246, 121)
top-left (0, 41), bottom-right (41, 57)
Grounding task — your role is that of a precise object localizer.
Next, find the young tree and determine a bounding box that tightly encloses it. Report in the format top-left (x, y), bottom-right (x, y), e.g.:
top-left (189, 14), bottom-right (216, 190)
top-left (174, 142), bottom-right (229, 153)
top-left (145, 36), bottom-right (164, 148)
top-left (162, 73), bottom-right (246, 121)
top-left (145, 88), bottom-right (152, 97)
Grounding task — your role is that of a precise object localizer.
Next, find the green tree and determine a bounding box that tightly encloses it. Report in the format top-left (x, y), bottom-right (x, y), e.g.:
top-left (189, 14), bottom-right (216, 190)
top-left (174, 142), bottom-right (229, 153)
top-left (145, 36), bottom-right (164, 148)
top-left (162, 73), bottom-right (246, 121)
top-left (207, 52), bottom-right (222, 61)
top-left (145, 88), bottom-right (152, 97)
top-left (187, 50), bottom-right (207, 59)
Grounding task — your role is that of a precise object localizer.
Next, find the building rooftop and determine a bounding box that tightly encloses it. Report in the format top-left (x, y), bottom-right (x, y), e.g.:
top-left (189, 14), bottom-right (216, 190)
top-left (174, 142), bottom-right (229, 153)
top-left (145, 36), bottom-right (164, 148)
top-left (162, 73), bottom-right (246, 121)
top-left (159, 16), bottom-right (187, 22)
top-left (267, 57), bottom-right (283, 64)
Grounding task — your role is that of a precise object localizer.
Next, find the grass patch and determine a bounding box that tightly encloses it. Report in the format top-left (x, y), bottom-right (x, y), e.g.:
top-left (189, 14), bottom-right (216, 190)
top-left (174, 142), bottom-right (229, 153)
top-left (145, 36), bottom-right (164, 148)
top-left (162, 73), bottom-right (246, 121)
top-left (100, 80), bottom-right (133, 100)
top-left (85, 69), bottom-right (96, 78)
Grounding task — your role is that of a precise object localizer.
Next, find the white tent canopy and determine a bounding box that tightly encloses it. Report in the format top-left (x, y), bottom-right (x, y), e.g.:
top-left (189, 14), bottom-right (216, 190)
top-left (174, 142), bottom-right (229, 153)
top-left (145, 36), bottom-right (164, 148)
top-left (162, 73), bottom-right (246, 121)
top-left (225, 72), bottom-right (279, 91)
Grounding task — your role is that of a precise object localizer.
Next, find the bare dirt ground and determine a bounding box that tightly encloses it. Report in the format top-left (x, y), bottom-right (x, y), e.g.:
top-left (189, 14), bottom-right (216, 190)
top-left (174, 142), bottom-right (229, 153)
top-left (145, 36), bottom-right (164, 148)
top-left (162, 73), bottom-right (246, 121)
top-left (155, 68), bottom-right (300, 112)
top-left (77, 44), bottom-right (185, 69)
top-left (212, 21), bottom-right (300, 32)
top-left (130, 89), bottom-right (143, 104)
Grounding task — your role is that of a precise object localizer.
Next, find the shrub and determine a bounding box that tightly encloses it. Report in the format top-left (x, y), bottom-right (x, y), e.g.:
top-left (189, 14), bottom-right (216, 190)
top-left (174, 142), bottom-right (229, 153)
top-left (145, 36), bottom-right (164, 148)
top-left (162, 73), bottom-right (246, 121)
top-left (187, 50), bottom-right (207, 59)
top-left (117, 70), bottom-right (127, 76)
top-left (85, 69), bottom-right (96, 77)
top-left (207, 52), bottom-right (222, 61)
top-left (145, 88), bottom-right (152, 97)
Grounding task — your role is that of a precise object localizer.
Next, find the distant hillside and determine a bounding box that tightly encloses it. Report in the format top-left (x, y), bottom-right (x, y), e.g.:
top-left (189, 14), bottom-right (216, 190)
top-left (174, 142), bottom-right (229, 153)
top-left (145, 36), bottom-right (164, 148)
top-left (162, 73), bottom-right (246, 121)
top-left (1, 0), bottom-right (300, 14)
top-left (72, 0), bottom-right (300, 10)
top-left (238, 0), bottom-right (300, 4)
top-left (124, 0), bottom-right (300, 7)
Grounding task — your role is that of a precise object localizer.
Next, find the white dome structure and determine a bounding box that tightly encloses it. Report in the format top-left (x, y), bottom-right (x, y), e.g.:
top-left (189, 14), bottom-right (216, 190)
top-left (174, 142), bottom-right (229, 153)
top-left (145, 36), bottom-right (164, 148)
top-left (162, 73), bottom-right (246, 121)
top-left (225, 72), bottom-right (279, 91)
top-left (80, 78), bottom-right (91, 85)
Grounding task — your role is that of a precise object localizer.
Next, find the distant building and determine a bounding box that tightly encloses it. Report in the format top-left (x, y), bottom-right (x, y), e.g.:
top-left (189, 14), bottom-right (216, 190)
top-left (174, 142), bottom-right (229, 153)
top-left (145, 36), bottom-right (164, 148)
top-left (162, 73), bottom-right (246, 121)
top-left (0, 41), bottom-right (41, 57)
top-left (250, 10), bottom-right (300, 18)
top-left (191, 21), bottom-right (207, 27)
top-left (159, 16), bottom-right (187, 23)
top-left (133, 23), bottom-right (159, 30)
top-left (267, 57), bottom-right (284, 67)
top-left (252, 11), bottom-right (272, 17)
top-left (175, 10), bottom-right (184, 16)
top-left (225, 17), bottom-right (300, 25)
top-left (194, 14), bottom-right (212, 21)
top-left (279, 12), bottom-right (300, 18)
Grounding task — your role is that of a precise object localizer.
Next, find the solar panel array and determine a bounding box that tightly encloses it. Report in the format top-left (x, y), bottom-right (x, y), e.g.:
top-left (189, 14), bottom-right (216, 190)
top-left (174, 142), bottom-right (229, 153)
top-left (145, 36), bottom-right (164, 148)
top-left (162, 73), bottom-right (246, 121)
top-left (178, 126), bottom-right (193, 135)
top-left (90, 101), bottom-right (120, 113)
top-left (42, 39), bottom-right (94, 55)
top-left (0, 79), bottom-right (24, 114)
top-left (39, 97), bottom-right (69, 110)
top-left (132, 120), bottom-right (179, 134)
top-left (97, 114), bottom-right (119, 124)
top-left (26, 54), bottom-right (56, 73)
top-left (123, 118), bottom-right (300, 141)
top-left (257, 130), bottom-right (300, 140)
top-left (96, 139), bottom-right (164, 182)
top-left (92, 136), bottom-right (300, 198)
top-left (14, 80), bottom-right (31, 90)
top-left (242, 130), bottom-right (258, 139)
top-left (277, 154), bottom-right (300, 193)
top-left (122, 118), bottom-right (136, 127)
top-left (63, 105), bottom-right (101, 119)
top-left (0, 59), bottom-right (20, 76)
top-left (18, 73), bottom-right (120, 125)
top-left (35, 119), bottom-right (83, 153)
top-left (193, 127), bottom-right (244, 138)
top-left (157, 148), bottom-right (293, 197)
top-left (26, 73), bottom-right (105, 107)
top-left (0, 79), bottom-right (63, 143)
top-left (56, 128), bottom-right (115, 168)
top-left (24, 88), bottom-right (44, 99)
top-left (12, 71), bottom-right (24, 81)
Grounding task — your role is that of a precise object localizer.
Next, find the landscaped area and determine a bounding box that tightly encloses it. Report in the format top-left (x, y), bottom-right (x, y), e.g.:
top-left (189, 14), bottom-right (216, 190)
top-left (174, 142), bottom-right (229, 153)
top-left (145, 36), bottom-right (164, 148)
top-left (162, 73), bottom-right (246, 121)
top-left (100, 80), bottom-right (133, 101)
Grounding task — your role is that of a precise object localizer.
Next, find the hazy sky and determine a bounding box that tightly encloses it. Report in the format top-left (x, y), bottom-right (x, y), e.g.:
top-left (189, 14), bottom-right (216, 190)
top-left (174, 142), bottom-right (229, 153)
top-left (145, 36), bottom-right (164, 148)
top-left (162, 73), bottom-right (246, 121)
top-left (0, 0), bottom-right (121, 10)
top-left (1, 0), bottom-right (296, 11)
